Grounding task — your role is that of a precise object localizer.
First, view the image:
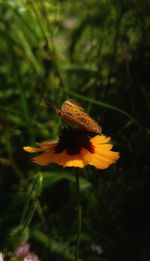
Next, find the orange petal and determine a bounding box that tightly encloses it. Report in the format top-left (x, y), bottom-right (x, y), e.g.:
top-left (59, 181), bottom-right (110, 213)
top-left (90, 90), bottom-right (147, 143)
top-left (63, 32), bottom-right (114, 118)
top-left (90, 135), bottom-right (111, 145)
top-left (32, 148), bottom-right (61, 165)
top-left (54, 151), bottom-right (80, 167)
top-left (80, 148), bottom-right (92, 166)
top-left (36, 141), bottom-right (58, 148)
top-left (32, 148), bottom-right (85, 168)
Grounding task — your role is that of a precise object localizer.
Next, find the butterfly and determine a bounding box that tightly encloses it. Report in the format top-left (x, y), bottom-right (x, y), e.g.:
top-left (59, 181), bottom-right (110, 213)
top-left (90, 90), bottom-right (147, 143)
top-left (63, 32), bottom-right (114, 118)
top-left (57, 100), bottom-right (102, 134)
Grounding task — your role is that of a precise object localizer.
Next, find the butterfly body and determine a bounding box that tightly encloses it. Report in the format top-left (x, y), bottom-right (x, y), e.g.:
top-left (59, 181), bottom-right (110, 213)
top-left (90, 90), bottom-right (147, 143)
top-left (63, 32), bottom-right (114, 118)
top-left (58, 100), bottom-right (102, 134)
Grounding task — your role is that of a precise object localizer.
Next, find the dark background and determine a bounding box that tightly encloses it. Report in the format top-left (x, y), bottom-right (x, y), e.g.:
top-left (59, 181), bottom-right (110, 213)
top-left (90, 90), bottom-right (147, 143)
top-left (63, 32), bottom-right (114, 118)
top-left (0, 0), bottom-right (150, 260)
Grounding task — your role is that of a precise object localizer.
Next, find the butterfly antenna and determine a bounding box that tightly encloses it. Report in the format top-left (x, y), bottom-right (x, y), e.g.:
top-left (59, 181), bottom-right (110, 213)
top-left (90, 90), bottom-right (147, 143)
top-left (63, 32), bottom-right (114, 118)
top-left (40, 100), bottom-right (58, 112)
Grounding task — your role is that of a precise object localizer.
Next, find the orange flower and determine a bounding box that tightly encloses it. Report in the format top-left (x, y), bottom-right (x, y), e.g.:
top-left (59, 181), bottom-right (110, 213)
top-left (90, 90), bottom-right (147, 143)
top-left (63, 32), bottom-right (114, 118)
top-left (23, 128), bottom-right (119, 169)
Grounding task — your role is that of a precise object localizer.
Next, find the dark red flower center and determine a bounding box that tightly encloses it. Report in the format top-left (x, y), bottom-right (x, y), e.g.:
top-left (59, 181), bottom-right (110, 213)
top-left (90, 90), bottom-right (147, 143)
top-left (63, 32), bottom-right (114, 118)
top-left (55, 127), bottom-right (95, 155)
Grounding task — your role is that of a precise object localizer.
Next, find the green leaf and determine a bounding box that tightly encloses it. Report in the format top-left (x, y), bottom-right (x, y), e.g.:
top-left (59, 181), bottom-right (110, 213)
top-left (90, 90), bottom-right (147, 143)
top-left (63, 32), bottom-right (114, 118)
top-left (31, 228), bottom-right (74, 261)
top-left (38, 171), bottom-right (91, 190)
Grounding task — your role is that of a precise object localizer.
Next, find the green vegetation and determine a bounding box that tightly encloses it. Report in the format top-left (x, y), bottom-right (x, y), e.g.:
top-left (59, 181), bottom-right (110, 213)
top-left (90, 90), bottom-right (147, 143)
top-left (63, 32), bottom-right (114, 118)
top-left (0, 0), bottom-right (149, 260)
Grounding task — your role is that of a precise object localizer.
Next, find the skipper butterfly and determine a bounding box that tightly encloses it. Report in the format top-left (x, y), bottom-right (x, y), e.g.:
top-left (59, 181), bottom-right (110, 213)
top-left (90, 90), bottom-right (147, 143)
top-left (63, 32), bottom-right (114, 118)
top-left (57, 100), bottom-right (102, 134)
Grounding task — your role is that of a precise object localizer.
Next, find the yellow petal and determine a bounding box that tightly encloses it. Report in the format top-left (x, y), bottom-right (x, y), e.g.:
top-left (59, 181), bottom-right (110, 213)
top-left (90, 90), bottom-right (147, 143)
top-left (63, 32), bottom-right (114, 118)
top-left (90, 135), bottom-right (111, 145)
top-left (89, 154), bottom-right (112, 169)
top-left (96, 149), bottom-right (120, 162)
top-left (89, 148), bottom-right (119, 169)
top-left (64, 158), bottom-right (84, 168)
top-left (23, 146), bottom-right (45, 153)
top-left (94, 144), bottom-right (113, 151)
top-left (63, 148), bottom-right (92, 168)
top-left (23, 142), bottom-right (57, 153)
top-left (63, 153), bottom-right (84, 168)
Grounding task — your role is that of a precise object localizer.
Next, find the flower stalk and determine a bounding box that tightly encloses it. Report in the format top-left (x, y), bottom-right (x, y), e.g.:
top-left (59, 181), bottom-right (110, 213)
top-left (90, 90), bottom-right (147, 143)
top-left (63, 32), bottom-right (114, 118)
top-left (75, 171), bottom-right (82, 261)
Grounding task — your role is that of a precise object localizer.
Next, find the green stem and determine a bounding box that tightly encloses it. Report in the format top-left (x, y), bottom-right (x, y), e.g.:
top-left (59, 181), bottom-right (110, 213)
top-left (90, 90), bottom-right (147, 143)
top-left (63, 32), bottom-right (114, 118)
top-left (75, 171), bottom-right (82, 261)
top-left (5, 127), bottom-right (23, 180)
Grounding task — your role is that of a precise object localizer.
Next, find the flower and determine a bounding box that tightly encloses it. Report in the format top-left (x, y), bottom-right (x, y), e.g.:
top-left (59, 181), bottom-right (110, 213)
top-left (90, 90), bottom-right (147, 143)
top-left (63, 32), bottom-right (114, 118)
top-left (0, 253), bottom-right (3, 261)
top-left (24, 128), bottom-right (119, 169)
top-left (12, 243), bottom-right (40, 261)
top-left (13, 243), bottom-right (30, 257)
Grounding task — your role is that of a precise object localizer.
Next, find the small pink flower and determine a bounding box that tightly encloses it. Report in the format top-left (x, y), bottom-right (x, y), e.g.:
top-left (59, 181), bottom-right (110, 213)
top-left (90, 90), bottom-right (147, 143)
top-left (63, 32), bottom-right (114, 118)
top-left (12, 243), bottom-right (40, 261)
top-left (24, 252), bottom-right (40, 261)
top-left (13, 243), bottom-right (30, 257)
top-left (0, 253), bottom-right (4, 261)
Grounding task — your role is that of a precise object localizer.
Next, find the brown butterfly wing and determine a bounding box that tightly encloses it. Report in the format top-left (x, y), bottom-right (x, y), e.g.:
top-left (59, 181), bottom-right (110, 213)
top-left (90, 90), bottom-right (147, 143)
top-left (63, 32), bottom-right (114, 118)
top-left (59, 100), bottom-right (102, 134)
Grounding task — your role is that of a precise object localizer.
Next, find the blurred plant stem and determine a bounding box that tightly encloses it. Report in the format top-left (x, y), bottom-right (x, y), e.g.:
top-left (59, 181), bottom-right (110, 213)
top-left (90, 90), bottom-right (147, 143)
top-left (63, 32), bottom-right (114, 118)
top-left (38, 0), bottom-right (64, 86)
top-left (20, 173), bottom-right (48, 230)
top-left (65, 90), bottom-right (143, 129)
top-left (75, 170), bottom-right (82, 261)
top-left (5, 127), bottom-right (23, 180)
top-left (104, 9), bottom-right (124, 101)
top-left (5, 127), bottom-right (48, 234)
top-left (26, 0), bottom-right (65, 88)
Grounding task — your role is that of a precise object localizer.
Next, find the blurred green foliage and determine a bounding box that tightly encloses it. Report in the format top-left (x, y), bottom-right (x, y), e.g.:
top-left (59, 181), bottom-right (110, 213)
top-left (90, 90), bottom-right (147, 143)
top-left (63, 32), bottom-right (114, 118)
top-left (0, 0), bottom-right (150, 260)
